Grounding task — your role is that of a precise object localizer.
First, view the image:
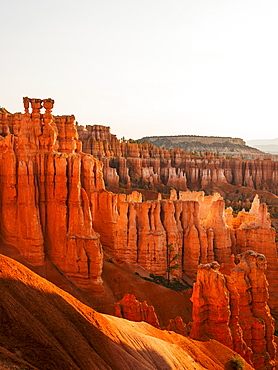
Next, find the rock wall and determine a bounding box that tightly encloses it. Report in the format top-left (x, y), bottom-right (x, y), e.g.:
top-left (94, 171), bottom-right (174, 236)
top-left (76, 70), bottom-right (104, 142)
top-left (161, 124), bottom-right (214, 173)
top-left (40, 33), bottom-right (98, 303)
top-left (77, 124), bottom-right (278, 194)
top-left (90, 188), bottom-right (278, 320)
top-left (190, 251), bottom-right (276, 370)
top-left (225, 197), bottom-right (278, 319)
top-left (91, 190), bottom-right (218, 277)
top-left (0, 98), bottom-right (104, 291)
top-left (1, 101), bottom-right (278, 319)
top-left (90, 189), bottom-right (276, 274)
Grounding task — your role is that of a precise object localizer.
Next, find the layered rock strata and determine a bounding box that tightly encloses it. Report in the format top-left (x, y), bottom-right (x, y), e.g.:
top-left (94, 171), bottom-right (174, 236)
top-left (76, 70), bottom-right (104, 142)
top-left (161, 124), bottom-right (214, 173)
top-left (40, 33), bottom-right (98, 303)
top-left (232, 202), bottom-right (278, 317)
top-left (90, 188), bottom-right (278, 319)
top-left (0, 98), bottom-right (104, 291)
top-left (78, 124), bottom-right (278, 194)
top-left (190, 251), bottom-right (276, 370)
top-left (91, 189), bottom-right (276, 278)
top-left (2, 101), bottom-right (278, 315)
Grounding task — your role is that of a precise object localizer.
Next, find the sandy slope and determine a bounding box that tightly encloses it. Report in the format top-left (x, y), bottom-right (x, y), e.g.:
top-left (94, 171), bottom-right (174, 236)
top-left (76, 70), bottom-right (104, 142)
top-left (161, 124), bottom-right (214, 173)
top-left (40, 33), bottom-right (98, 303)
top-left (0, 254), bottom-right (254, 370)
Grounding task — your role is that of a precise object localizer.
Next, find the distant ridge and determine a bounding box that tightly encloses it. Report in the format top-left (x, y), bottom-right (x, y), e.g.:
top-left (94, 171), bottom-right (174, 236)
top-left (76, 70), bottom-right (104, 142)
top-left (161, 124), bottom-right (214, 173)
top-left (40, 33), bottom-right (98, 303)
top-left (139, 134), bottom-right (263, 157)
top-left (247, 138), bottom-right (278, 155)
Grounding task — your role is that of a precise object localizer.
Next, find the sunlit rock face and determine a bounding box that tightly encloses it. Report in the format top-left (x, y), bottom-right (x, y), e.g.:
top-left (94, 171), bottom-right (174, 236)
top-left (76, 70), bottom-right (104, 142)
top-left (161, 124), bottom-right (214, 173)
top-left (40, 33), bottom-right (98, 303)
top-left (91, 189), bottom-right (277, 278)
top-left (190, 251), bottom-right (276, 370)
top-left (114, 293), bottom-right (190, 337)
top-left (77, 124), bottom-right (278, 194)
top-left (1, 99), bottom-right (278, 313)
top-left (0, 98), bottom-right (104, 291)
top-left (233, 203), bottom-right (278, 316)
top-left (90, 188), bottom-right (278, 321)
top-left (114, 293), bottom-right (160, 328)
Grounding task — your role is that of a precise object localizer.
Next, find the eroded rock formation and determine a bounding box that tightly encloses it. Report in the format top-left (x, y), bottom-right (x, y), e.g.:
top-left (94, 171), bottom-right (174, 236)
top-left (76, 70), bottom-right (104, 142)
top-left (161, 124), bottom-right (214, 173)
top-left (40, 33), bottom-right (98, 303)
top-left (1, 100), bottom-right (278, 369)
top-left (164, 316), bottom-right (189, 336)
top-left (90, 187), bottom-right (278, 322)
top-left (0, 98), bottom-right (104, 291)
top-left (114, 293), bottom-right (160, 328)
top-left (190, 251), bottom-right (276, 370)
top-left (1, 100), bottom-right (278, 324)
top-left (114, 293), bottom-right (191, 337)
top-left (232, 201), bottom-right (278, 319)
top-left (77, 124), bottom-right (278, 195)
top-left (91, 188), bottom-right (277, 280)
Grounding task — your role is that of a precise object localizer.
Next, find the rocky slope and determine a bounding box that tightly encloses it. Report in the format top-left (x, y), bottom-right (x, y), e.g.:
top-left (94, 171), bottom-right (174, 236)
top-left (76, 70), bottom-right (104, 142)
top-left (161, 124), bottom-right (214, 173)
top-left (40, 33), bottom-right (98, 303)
top-left (0, 253), bottom-right (255, 370)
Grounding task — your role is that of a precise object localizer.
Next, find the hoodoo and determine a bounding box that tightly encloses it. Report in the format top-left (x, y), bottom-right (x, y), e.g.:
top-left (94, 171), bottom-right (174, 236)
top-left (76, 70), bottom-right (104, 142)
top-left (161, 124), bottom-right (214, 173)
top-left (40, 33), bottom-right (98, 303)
top-left (0, 98), bottom-right (104, 291)
top-left (1, 100), bottom-right (278, 299)
top-left (1, 99), bottom-right (278, 369)
top-left (77, 124), bottom-right (278, 194)
top-left (190, 251), bottom-right (276, 369)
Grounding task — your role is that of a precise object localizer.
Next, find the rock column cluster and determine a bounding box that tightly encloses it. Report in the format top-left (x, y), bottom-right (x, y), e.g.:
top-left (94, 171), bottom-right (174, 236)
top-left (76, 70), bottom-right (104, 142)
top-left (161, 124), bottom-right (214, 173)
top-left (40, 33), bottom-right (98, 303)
top-left (190, 251), bottom-right (276, 370)
top-left (0, 98), bottom-right (104, 291)
top-left (77, 124), bottom-right (278, 194)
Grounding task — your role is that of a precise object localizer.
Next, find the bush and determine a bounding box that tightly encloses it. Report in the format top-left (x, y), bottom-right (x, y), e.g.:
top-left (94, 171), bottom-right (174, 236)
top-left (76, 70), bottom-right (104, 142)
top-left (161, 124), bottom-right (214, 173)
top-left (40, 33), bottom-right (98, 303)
top-left (227, 355), bottom-right (245, 369)
top-left (135, 272), bottom-right (191, 291)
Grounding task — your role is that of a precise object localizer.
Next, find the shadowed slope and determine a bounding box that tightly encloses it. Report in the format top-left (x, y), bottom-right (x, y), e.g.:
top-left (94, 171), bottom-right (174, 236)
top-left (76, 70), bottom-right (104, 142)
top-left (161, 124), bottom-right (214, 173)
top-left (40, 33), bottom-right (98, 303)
top-left (0, 254), bottom-right (254, 370)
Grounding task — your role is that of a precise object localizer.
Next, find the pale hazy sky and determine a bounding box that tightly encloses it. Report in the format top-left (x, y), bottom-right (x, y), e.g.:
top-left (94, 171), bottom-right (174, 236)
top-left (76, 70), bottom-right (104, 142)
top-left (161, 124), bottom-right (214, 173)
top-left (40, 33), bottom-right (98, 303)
top-left (1, 0), bottom-right (277, 141)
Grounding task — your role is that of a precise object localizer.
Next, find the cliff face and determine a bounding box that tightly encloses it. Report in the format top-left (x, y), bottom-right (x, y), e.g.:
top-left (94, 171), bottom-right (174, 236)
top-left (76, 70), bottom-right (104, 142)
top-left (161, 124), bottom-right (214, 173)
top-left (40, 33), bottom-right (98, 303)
top-left (90, 188), bottom-right (278, 322)
top-left (77, 124), bottom-right (278, 194)
top-left (1, 100), bottom-right (278, 318)
top-left (233, 202), bottom-right (278, 316)
top-left (0, 98), bottom-right (104, 291)
top-left (90, 188), bottom-right (275, 274)
top-left (190, 251), bottom-right (276, 370)
top-left (1, 100), bottom-right (277, 368)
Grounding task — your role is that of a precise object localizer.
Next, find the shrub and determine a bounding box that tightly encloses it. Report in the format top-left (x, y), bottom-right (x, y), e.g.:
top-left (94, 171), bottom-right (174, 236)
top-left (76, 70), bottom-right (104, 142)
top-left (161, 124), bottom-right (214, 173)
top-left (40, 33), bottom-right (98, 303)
top-left (135, 272), bottom-right (191, 291)
top-left (227, 355), bottom-right (245, 369)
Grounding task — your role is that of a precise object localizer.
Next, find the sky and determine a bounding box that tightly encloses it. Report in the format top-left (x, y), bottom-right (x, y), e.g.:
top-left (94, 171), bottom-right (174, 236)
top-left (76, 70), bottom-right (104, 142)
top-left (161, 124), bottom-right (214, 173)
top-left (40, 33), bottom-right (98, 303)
top-left (1, 0), bottom-right (278, 141)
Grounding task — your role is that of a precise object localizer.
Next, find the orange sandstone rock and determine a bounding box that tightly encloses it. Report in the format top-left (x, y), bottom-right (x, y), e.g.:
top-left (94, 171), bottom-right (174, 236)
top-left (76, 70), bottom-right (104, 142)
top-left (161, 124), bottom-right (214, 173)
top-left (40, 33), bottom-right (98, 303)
top-left (115, 293), bottom-right (160, 328)
top-left (190, 251), bottom-right (276, 370)
top-left (164, 316), bottom-right (189, 336)
top-left (233, 201), bottom-right (278, 318)
top-left (91, 187), bottom-right (278, 295)
top-left (0, 98), bottom-right (105, 292)
top-left (231, 251), bottom-right (276, 369)
top-left (115, 294), bottom-right (191, 337)
top-left (77, 124), bottom-right (278, 195)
